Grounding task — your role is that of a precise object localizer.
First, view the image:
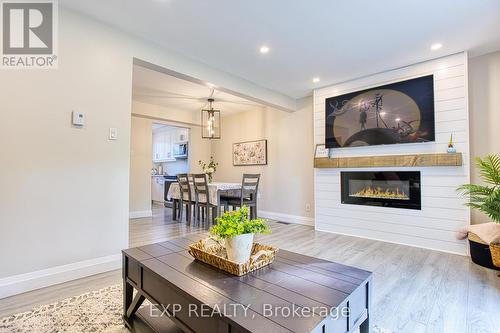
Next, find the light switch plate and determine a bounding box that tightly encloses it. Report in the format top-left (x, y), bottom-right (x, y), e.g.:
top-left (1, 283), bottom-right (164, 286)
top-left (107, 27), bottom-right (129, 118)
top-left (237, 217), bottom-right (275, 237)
top-left (72, 111), bottom-right (85, 126)
top-left (109, 127), bottom-right (118, 140)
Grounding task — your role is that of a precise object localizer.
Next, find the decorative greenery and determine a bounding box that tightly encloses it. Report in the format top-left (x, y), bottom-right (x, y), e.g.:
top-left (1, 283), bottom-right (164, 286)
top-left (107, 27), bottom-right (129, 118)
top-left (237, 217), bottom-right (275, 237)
top-left (458, 154), bottom-right (500, 223)
top-left (198, 156), bottom-right (218, 182)
top-left (211, 206), bottom-right (270, 239)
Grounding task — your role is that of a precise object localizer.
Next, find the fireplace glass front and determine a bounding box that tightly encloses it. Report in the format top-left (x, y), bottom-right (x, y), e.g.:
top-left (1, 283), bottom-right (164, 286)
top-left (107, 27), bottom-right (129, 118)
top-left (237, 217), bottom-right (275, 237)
top-left (341, 171), bottom-right (421, 210)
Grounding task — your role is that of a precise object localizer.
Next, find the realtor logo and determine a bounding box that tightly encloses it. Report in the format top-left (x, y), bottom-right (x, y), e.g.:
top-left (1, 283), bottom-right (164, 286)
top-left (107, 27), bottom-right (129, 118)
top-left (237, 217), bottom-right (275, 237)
top-left (1, 0), bottom-right (58, 68)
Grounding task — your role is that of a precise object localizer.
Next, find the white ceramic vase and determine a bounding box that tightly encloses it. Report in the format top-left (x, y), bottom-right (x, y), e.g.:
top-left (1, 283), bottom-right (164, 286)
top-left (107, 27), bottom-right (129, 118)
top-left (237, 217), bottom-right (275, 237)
top-left (225, 233), bottom-right (254, 263)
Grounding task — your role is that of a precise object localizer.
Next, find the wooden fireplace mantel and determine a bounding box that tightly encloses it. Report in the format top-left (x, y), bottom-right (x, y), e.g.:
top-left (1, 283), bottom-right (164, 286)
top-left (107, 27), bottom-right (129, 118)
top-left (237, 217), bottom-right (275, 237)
top-left (314, 152), bottom-right (462, 169)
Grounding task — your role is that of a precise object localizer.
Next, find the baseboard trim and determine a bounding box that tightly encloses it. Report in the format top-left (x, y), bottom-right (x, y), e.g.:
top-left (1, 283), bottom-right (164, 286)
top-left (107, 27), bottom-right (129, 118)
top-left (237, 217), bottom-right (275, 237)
top-left (315, 227), bottom-right (467, 256)
top-left (259, 210), bottom-right (314, 226)
top-left (130, 210), bottom-right (153, 219)
top-left (0, 254), bottom-right (122, 299)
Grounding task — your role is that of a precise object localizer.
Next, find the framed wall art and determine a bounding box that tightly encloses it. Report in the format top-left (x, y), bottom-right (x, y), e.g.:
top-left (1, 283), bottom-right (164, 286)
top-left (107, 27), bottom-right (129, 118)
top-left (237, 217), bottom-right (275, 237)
top-left (232, 139), bottom-right (267, 166)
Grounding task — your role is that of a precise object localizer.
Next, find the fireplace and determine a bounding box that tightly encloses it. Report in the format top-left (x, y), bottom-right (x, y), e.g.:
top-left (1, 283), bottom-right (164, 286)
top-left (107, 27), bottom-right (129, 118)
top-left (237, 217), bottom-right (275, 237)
top-left (341, 171), bottom-right (421, 210)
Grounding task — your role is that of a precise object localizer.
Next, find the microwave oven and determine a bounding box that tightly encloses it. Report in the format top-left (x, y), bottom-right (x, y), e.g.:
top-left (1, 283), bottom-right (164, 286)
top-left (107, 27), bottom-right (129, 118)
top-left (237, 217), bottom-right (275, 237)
top-left (173, 143), bottom-right (188, 158)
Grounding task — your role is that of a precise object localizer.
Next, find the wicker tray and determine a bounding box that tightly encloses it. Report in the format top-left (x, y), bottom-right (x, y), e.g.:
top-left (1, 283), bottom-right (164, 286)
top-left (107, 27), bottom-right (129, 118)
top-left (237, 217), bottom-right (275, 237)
top-left (188, 238), bottom-right (278, 276)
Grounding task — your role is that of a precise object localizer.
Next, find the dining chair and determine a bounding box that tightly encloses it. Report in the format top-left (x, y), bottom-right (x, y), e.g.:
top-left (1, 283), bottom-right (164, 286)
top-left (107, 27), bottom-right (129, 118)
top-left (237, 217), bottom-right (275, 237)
top-left (222, 174), bottom-right (260, 219)
top-left (192, 173), bottom-right (218, 225)
top-left (176, 173), bottom-right (194, 224)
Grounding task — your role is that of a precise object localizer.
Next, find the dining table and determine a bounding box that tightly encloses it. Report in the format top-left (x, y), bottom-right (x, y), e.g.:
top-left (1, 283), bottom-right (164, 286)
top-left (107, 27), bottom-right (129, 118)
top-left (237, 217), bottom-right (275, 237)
top-left (166, 182), bottom-right (246, 221)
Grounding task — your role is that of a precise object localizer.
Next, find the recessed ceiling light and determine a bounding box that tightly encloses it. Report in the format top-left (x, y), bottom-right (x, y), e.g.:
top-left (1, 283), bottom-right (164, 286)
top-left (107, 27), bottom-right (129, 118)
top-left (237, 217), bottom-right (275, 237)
top-left (380, 112), bottom-right (386, 116)
top-left (259, 45), bottom-right (270, 54)
top-left (312, 77), bottom-right (320, 83)
top-left (395, 118), bottom-right (401, 122)
top-left (431, 43), bottom-right (443, 51)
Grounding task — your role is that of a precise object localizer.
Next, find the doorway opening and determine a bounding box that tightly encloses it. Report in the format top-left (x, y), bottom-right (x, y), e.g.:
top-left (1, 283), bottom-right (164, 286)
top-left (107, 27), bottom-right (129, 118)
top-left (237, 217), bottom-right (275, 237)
top-left (151, 123), bottom-right (190, 208)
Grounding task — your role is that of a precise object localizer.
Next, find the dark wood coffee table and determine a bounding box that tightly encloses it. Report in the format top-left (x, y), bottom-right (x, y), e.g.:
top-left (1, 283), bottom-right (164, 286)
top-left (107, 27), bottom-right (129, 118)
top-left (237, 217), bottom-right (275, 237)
top-left (122, 236), bottom-right (373, 333)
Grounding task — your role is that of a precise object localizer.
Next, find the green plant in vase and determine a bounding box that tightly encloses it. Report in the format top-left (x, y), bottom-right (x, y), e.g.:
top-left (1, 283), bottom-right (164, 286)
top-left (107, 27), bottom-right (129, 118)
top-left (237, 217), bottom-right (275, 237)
top-left (198, 156), bottom-right (218, 183)
top-left (458, 154), bottom-right (500, 223)
top-left (211, 206), bottom-right (269, 263)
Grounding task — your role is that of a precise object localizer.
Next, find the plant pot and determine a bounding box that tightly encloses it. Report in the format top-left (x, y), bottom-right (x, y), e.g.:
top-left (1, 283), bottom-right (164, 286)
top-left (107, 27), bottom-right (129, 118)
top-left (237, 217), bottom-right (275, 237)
top-left (468, 232), bottom-right (500, 270)
top-left (225, 233), bottom-right (254, 263)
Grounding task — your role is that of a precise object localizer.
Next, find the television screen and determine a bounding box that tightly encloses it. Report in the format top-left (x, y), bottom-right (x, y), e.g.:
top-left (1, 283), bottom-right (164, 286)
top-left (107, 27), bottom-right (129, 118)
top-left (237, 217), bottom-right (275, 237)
top-left (325, 75), bottom-right (435, 148)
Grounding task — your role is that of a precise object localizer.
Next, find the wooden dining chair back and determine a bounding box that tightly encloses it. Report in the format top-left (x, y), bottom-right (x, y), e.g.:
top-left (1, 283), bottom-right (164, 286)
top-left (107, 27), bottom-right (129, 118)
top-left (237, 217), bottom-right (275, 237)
top-left (240, 173), bottom-right (260, 205)
top-left (192, 174), bottom-right (209, 201)
top-left (176, 173), bottom-right (193, 224)
top-left (192, 173), bottom-right (217, 224)
top-left (221, 174), bottom-right (260, 219)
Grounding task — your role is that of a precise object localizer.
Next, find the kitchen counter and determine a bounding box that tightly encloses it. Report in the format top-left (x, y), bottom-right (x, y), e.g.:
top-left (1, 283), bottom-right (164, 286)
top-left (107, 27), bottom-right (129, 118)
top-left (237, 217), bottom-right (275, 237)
top-left (152, 175), bottom-right (178, 180)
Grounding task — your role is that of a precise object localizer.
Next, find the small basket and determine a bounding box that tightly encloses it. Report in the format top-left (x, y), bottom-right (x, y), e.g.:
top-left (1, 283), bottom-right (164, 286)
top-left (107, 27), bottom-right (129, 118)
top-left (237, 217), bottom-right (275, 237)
top-left (468, 232), bottom-right (500, 270)
top-left (468, 232), bottom-right (487, 244)
top-left (188, 238), bottom-right (278, 276)
top-left (490, 243), bottom-right (500, 268)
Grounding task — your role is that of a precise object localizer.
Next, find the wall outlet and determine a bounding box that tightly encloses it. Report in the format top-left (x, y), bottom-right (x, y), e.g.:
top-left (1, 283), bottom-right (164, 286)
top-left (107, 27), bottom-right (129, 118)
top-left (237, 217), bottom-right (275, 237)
top-left (305, 203), bottom-right (311, 212)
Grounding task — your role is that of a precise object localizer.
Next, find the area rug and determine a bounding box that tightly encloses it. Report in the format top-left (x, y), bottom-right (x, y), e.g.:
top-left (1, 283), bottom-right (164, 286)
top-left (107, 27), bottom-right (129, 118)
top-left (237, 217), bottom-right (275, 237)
top-left (0, 284), bottom-right (393, 333)
top-left (0, 284), bottom-right (127, 333)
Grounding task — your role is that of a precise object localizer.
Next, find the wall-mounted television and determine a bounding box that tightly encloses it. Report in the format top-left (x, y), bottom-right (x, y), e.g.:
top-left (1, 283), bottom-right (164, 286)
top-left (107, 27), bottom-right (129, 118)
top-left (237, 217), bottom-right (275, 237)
top-left (325, 75), bottom-right (435, 148)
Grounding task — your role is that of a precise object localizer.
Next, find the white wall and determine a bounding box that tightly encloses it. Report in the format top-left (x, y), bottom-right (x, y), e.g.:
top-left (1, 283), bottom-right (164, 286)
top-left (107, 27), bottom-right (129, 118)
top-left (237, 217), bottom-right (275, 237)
top-left (130, 117), bottom-right (153, 216)
top-left (468, 51), bottom-right (500, 224)
top-left (0, 9), bottom-right (132, 291)
top-left (313, 53), bottom-right (470, 254)
top-left (0, 7), bottom-right (287, 298)
top-left (212, 97), bottom-right (315, 224)
top-left (159, 160), bottom-right (189, 176)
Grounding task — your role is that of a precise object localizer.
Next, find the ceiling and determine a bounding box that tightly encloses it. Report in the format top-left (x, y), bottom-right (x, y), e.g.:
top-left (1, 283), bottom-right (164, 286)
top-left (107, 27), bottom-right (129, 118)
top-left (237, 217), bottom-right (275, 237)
top-left (132, 65), bottom-right (265, 115)
top-left (62, 0), bottom-right (500, 99)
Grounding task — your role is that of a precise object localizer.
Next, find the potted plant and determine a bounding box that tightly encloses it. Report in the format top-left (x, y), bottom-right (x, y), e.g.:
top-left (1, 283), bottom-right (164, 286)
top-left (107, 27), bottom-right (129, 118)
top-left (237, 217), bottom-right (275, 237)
top-left (198, 156), bottom-right (218, 183)
top-left (210, 206), bottom-right (269, 263)
top-left (458, 154), bottom-right (500, 269)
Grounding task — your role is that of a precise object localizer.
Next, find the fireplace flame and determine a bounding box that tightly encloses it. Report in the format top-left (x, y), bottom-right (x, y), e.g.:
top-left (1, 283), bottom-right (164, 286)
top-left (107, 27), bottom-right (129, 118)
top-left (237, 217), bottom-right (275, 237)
top-left (351, 186), bottom-right (409, 200)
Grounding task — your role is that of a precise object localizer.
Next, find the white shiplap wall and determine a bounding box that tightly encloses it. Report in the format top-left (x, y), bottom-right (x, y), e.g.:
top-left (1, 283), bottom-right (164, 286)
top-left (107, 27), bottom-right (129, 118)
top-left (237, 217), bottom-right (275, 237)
top-left (313, 52), bottom-right (470, 255)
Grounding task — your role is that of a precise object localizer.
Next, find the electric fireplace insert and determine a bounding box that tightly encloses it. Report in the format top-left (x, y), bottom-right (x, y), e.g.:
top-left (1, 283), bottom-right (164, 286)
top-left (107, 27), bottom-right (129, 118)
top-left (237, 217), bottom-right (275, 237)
top-left (341, 171), bottom-right (421, 210)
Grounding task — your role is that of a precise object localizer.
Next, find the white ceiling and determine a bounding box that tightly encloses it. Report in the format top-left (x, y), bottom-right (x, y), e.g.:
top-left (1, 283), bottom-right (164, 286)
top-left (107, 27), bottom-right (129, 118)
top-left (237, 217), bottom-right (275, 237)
top-left (62, 0), bottom-right (500, 99)
top-left (132, 65), bottom-right (265, 115)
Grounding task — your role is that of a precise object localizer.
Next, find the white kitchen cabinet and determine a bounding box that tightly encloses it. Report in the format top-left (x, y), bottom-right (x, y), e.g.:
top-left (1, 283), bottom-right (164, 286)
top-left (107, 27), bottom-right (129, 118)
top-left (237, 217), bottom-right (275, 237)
top-left (161, 131), bottom-right (172, 160)
top-left (173, 127), bottom-right (189, 143)
top-left (153, 126), bottom-right (189, 162)
top-left (152, 132), bottom-right (162, 161)
top-left (152, 130), bottom-right (175, 162)
top-left (151, 176), bottom-right (165, 202)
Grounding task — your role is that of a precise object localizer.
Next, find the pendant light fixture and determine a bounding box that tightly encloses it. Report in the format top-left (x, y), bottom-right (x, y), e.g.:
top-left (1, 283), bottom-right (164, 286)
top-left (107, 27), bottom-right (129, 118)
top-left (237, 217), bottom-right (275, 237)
top-left (201, 98), bottom-right (221, 139)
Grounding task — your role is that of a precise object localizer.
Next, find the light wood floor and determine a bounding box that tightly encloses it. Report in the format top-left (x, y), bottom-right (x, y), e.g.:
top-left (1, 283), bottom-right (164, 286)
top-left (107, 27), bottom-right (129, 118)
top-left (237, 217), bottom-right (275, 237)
top-left (1, 204), bottom-right (499, 333)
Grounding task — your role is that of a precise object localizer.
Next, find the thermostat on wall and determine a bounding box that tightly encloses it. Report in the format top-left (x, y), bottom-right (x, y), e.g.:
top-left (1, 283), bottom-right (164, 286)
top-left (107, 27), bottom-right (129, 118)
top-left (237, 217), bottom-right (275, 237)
top-left (72, 111), bottom-right (85, 126)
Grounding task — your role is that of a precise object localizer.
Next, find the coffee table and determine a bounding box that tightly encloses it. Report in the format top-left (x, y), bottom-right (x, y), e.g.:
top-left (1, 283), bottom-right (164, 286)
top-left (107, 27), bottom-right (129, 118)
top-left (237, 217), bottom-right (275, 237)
top-left (122, 235), bottom-right (373, 333)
